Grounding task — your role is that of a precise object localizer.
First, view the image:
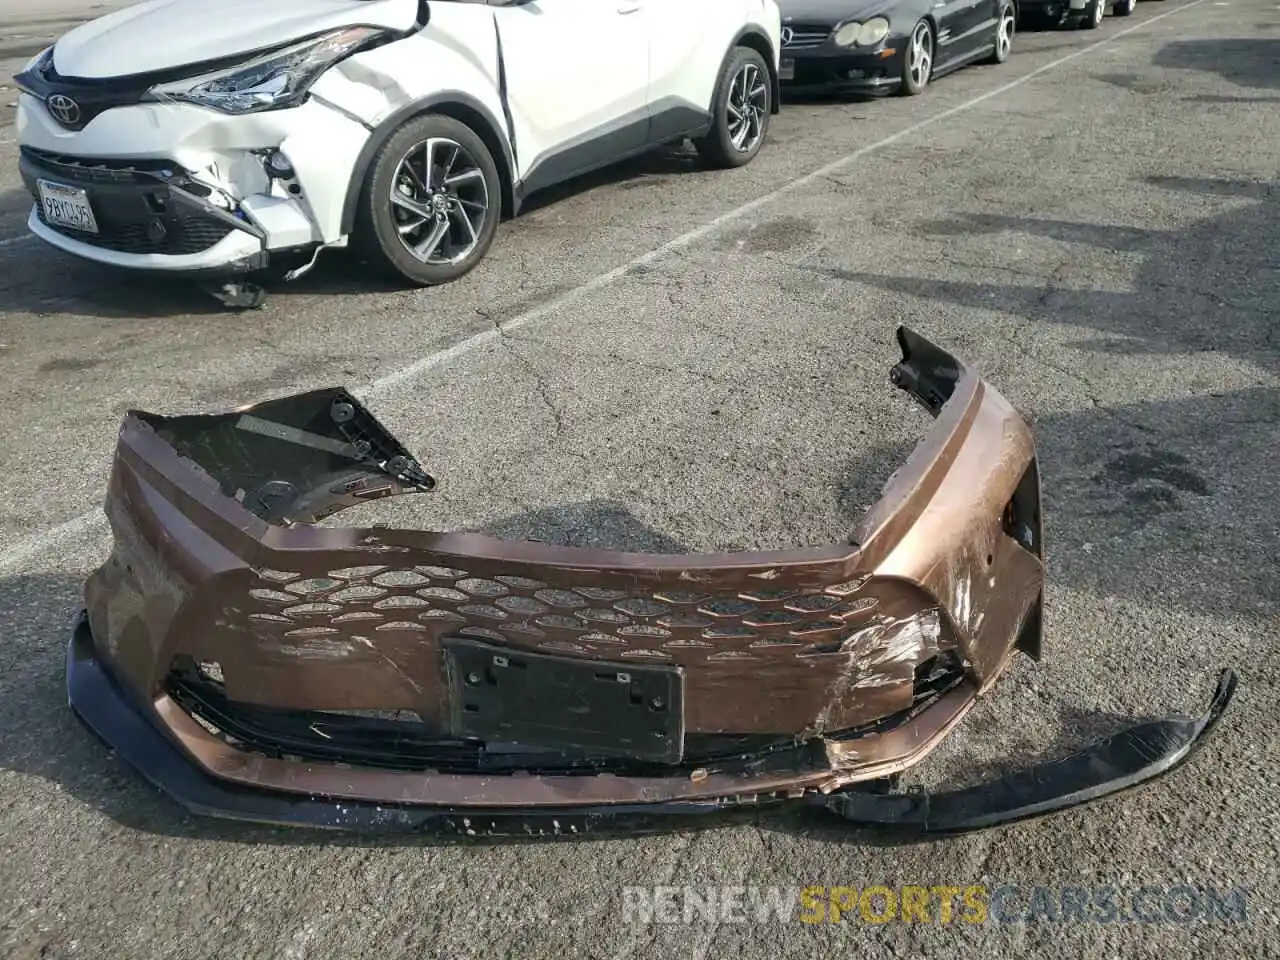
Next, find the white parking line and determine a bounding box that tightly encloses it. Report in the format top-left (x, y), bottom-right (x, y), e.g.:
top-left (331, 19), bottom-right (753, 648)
top-left (0, 0), bottom-right (1207, 575)
top-left (0, 235), bottom-right (34, 249)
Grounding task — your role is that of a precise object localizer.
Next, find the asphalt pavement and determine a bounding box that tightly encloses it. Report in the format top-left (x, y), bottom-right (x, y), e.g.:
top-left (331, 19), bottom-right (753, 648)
top-left (1, 1), bottom-right (1277, 957)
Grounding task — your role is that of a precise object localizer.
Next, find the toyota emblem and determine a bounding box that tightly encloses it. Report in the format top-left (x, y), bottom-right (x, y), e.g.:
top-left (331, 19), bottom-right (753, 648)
top-left (781, 26), bottom-right (794, 45)
top-left (46, 94), bottom-right (81, 127)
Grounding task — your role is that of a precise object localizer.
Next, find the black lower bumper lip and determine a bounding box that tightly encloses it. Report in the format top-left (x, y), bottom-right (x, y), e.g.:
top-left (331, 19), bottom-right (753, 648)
top-left (66, 610), bottom-right (1237, 836)
top-left (818, 669), bottom-right (1237, 833)
top-left (781, 50), bottom-right (905, 94)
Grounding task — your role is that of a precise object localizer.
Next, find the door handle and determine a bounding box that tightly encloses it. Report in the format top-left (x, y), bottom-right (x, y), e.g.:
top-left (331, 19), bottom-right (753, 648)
top-left (617, 2), bottom-right (642, 13)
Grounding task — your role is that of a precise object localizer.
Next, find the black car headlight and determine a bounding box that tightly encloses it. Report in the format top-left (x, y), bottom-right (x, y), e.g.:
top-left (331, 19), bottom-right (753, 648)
top-left (833, 17), bottom-right (892, 48)
top-left (145, 26), bottom-right (392, 115)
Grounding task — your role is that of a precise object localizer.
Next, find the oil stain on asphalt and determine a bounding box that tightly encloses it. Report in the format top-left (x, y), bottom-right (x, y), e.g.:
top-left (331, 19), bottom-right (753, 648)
top-left (38, 357), bottom-right (103, 373)
top-left (1090, 446), bottom-right (1213, 528)
top-left (715, 216), bottom-right (817, 254)
top-left (1098, 449), bottom-right (1211, 497)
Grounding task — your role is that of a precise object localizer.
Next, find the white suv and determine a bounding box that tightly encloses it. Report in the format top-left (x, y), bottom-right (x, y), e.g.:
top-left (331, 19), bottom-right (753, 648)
top-left (15, 0), bottom-right (781, 300)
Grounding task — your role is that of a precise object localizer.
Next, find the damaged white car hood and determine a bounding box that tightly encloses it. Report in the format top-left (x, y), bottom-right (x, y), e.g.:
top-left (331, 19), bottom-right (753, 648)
top-left (50, 0), bottom-right (421, 80)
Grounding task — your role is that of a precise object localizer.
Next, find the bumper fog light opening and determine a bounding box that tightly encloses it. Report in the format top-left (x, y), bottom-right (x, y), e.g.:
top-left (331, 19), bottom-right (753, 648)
top-left (264, 150), bottom-right (296, 180)
top-left (263, 151), bottom-right (303, 197)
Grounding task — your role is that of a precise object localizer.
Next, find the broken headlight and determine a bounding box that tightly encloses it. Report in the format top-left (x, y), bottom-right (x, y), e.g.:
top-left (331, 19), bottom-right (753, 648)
top-left (24, 45), bottom-right (53, 74)
top-left (12, 46), bottom-right (53, 97)
top-left (146, 27), bottom-right (390, 115)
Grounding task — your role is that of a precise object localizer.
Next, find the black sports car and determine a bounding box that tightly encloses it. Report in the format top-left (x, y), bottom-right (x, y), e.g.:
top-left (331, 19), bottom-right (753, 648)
top-left (777, 0), bottom-right (1017, 96)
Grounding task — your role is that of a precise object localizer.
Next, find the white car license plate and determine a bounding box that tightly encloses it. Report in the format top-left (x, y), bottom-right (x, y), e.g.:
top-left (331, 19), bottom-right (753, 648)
top-left (779, 58), bottom-right (795, 81)
top-left (37, 179), bottom-right (100, 234)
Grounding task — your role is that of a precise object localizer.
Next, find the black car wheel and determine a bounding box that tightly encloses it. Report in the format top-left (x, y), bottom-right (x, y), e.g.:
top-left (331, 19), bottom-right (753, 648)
top-left (898, 20), bottom-right (935, 95)
top-left (1080, 0), bottom-right (1106, 28)
top-left (985, 2), bottom-right (1017, 63)
top-left (1114, 0), bottom-right (1135, 15)
top-left (696, 45), bottom-right (772, 169)
top-left (354, 113), bottom-right (502, 286)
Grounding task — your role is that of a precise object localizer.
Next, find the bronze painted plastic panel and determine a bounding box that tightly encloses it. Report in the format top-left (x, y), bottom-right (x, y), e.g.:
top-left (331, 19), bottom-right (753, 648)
top-left (81, 327), bottom-right (1044, 806)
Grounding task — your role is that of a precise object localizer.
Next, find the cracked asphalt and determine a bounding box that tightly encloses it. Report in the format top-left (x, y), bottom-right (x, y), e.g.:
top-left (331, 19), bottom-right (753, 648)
top-left (1, 1), bottom-right (1278, 957)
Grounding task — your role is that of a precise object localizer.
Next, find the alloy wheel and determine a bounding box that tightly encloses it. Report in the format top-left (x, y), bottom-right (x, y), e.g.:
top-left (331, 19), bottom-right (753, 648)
top-left (726, 61), bottom-right (769, 153)
top-left (997, 6), bottom-right (1015, 59)
top-left (909, 23), bottom-right (934, 89)
top-left (389, 137), bottom-right (490, 265)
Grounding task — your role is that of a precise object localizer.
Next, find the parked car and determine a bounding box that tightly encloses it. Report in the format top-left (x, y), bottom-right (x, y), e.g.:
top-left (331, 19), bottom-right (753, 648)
top-left (1019, 0), bottom-right (1136, 30)
top-left (13, 0), bottom-right (782, 305)
top-left (776, 0), bottom-right (1017, 96)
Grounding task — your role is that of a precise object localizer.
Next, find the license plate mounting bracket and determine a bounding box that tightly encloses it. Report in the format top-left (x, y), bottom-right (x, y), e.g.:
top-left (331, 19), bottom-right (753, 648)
top-left (445, 638), bottom-right (685, 763)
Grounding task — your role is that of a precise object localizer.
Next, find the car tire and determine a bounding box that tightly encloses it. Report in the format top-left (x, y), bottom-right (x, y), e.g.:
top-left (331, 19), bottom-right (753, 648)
top-left (898, 20), bottom-right (935, 95)
top-left (695, 45), bottom-right (772, 169)
top-left (985, 1), bottom-right (1017, 63)
top-left (1080, 0), bottom-right (1106, 28)
top-left (1113, 0), bottom-right (1135, 14)
top-left (353, 113), bottom-right (502, 286)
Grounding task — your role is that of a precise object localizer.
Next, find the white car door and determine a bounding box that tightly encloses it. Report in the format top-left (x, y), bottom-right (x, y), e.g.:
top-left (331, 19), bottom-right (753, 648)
top-left (642, 0), bottom-right (733, 137)
top-left (494, 0), bottom-right (651, 193)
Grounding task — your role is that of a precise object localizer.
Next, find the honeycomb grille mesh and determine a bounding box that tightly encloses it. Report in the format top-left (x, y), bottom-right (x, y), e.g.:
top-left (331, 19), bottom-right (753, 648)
top-left (231, 563), bottom-right (882, 664)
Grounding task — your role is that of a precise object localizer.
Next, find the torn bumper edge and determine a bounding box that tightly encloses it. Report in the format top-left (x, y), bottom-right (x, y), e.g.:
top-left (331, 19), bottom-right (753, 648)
top-left (68, 612), bottom-right (1237, 835)
top-left (818, 668), bottom-right (1237, 833)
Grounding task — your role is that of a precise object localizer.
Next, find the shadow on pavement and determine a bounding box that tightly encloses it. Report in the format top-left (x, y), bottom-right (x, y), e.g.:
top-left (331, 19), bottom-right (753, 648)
top-left (1154, 38), bottom-right (1280, 90)
top-left (479, 500), bottom-right (690, 553)
top-left (822, 175), bottom-right (1278, 623)
top-left (857, 175), bottom-right (1278, 372)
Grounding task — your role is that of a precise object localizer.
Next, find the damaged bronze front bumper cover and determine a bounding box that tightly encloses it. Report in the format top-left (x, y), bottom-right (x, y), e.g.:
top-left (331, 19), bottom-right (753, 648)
top-left (67, 327), bottom-right (1236, 835)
